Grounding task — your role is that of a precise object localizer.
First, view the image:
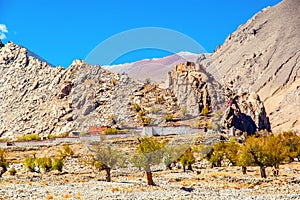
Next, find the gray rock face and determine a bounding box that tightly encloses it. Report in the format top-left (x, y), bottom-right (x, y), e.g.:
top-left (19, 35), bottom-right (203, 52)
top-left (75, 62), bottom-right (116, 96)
top-left (167, 62), bottom-right (225, 117)
top-left (207, 0), bottom-right (300, 131)
top-left (0, 42), bottom-right (142, 139)
top-left (222, 85), bottom-right (271, 135)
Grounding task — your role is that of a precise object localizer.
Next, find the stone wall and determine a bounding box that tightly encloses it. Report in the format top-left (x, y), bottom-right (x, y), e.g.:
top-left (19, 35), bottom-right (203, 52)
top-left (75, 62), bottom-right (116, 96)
top-left (142, 126), bottom-right (202, 136)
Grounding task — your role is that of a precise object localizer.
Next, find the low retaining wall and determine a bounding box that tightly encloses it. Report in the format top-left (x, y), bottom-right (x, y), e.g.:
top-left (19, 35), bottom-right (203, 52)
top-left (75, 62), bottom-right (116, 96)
top-left (142, 126), bottom-right (202, 136)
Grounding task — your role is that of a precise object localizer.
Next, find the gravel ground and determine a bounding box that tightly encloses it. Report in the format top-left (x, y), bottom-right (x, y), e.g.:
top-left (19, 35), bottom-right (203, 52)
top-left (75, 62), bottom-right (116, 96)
top-left (1, 168), bottom-right (300, 200)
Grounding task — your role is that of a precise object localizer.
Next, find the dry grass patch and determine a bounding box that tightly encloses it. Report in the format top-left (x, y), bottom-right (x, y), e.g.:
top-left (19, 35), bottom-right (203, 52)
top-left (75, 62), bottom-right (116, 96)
top-left (45, 194), bottom-right (54, 200)
top-left (111, 187), bottom-right (121, 192)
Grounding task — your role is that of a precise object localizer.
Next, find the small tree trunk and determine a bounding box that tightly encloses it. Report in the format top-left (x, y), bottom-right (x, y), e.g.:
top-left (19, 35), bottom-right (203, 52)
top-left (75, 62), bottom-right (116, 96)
top-left (187, 164), bottom-right (193, 172)
top-left (259, 165), bottom-right (267, 178)
top-left (242, 166), bottom-right (247, 175)
top-left (146, 171), bottom-right (154, 186)
top-left (183, 165), bottom-right (186, 172)
top-left (105, 168), bottom-right (111, 182)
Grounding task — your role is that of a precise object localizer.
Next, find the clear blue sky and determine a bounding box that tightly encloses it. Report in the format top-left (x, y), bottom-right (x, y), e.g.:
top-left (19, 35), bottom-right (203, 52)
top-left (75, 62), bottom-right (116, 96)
top-left (1, 0), bottom-right (281, 67)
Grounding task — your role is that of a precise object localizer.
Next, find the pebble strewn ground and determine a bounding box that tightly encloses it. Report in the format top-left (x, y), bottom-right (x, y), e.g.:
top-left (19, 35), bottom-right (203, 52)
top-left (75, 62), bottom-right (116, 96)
top-left (1, 166), bottom-right (300, 200)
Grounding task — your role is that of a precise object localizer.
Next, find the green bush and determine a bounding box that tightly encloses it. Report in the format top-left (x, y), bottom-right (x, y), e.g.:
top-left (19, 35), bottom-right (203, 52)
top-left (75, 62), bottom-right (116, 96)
top-left (201, 107), bottom-right (210, 116)
top-left (102, 127), bottom-right (118, 135)
top-left (24, 156), bottom-right (35, 172)
top-left (46, 134), bottom-right (56, 140)
top-left (59, 144), bottom-right (74, 159)
top-left (179, 147), bottom-right (195, 172)
top-left (17, 133), bottom-right (41, 141)
top-left (52, 158), bottom-right (64, 172)
top-left (35, 157), bottom-right (52, 172)
top-left (58, 132), bottom-right (70, 138)
top-left (164, 113), bottom-right (174, 122)
top-left (133, 104), bottom-right (141, 112)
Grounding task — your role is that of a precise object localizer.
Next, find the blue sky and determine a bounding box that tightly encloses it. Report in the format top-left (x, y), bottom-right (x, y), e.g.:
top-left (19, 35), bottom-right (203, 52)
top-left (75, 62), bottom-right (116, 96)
top-left (1, 0), bottom-right (281, 67)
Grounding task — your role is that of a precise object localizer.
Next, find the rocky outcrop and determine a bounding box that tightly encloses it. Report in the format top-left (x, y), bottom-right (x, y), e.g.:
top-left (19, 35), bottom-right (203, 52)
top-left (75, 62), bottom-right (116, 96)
top-left (131, 83), bottom-right (181, 126)
top-left (222, 84), bottom-right (271, 136)
top-left (166, 61), bottom-right (225, 117)
top-left (207, 0), bottom-right (300, 132)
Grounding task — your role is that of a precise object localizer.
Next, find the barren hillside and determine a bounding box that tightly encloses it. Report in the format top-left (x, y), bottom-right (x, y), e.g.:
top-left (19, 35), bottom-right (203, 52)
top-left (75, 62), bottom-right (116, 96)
top-left (207, 0), bottom-right (300, 132)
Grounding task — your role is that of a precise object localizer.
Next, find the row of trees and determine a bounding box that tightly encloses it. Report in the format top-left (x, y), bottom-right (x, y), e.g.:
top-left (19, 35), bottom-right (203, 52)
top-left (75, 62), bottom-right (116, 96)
top-left (1, 131), bottom-right (299, 185)
top-left (0, 144), bottom-right (74, 177)
top-left (86, 137), bottom-right (195, 185)
top-left (205, 131), bottom-right (300, 178)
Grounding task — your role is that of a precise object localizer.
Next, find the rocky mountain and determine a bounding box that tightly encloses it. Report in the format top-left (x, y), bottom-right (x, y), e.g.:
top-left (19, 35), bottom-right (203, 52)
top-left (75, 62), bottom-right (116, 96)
top-left (0, 41), bottom-right (223, 139)
top-left (0, 41), bottom-right (146, 139)
top-left (207, 0), bottom-right (300, 132)
top-left (103, 52), bottom-right (201, 83)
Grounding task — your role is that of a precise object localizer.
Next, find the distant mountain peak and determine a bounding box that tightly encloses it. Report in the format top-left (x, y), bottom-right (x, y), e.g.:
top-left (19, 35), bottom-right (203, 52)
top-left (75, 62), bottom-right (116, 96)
top-left (103, 51), bottom-right (203, 82)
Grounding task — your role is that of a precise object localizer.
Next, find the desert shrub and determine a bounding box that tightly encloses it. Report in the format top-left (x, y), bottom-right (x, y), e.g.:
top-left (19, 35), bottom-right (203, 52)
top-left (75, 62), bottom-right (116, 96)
top-left (35, 157), bottom-right (52, 172)
top-left (17, 133), bottom-right (41, 141)
top-left (201, 107), bottom-right (209, 116)
top-left (156, 97), bottom-right (163, 104)
top-left (58, 132), bottom-right (70, 138)
top-left (79, 131), bottom-right (87, 136)
top-left (8, 168), bottom-right (17, 176)
top-left (59, 144), bottom-right (74, 159)
top-left (133, 104), bottom-right (141, 112)
top-left (24, 156), bottom-right (36, 172)
top-left (102, 127), bottom-right (118, 135)
top-left (46, 134), bottom-right (56, 140)
top-left (141, 116), bottom-right (151, 126)
top-left (163, 145), bottom-right (187, 170)
top-left (164, 113), bottom-right (174, 122)
top-left (52, 158), bottom-right (64, 172)
top-left (144, 78), bottom-right (151, 84)
top-left (0, 148), bottom-right (9, 177)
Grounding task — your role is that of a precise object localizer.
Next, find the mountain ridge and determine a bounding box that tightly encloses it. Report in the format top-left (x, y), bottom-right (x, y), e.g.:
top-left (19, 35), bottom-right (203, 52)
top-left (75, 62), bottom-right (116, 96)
top-left (207, 0), bottom-right (300, 132)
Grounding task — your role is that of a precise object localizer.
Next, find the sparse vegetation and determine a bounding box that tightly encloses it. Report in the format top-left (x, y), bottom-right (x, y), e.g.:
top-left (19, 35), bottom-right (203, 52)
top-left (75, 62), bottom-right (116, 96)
top-left (59, 144), bottom-right (74, 159)
top-left (58, 132), bottom-right (70, 138)
top-left (102, 127), bottom-right (118, 135)
top-left (133, 104), bottom-right (141, 112)
top-left (179, 147), bottom-right (196, 172)
top-left (201, 106), bottom-right (209, 116)
top-left (156, 97), bottom-right (163, 104)
top-left (164, 113), bottom-right (174, 122)
top-left (203, 132), bottom-right (300, 178)
top-left (17, 133), bottom-right (41, 141)
top-left (52, 158), bottom-right (64, 172)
